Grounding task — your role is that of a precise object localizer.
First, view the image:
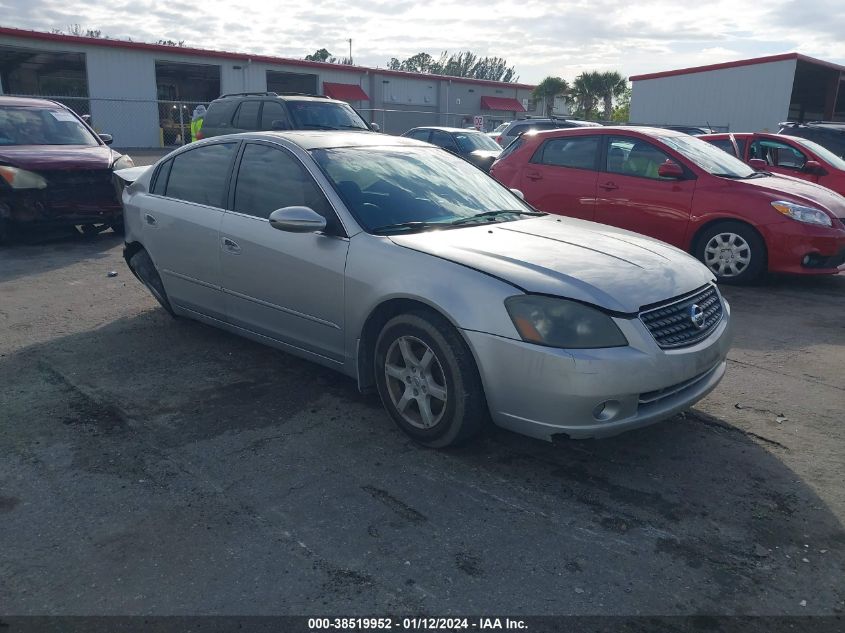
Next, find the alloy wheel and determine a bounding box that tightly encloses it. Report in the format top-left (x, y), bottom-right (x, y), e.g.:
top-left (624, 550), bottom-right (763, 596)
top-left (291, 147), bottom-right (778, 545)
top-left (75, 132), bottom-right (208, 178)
top-left (384, 335), bottom-right (448, 429)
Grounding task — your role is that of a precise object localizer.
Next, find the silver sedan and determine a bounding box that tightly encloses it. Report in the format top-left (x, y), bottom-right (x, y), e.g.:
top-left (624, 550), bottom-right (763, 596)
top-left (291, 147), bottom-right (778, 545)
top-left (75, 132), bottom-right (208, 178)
top-left (118, 131), bottom-right (732, 447)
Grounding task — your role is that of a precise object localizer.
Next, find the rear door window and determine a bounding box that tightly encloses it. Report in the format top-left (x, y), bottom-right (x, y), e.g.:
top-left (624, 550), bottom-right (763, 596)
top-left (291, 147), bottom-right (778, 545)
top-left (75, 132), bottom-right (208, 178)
top-left (232, 101), bottom-right (260, 130)
top-left (165, 143), bottom-right (237, 208)
top-left (532, 136), bottom-right (599, 170)
top-left (260, 101), bottom-right (290, 130)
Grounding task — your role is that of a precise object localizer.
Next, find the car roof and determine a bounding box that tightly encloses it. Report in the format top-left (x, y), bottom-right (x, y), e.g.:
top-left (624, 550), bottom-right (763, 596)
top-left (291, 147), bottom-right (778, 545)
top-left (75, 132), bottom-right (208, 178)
top-left (0, 95), bottom-right (66, 108)
top-left (408, 126), bottom-right (481, 133)
top-left (214, 93), bottom-right (345, 104)
top-left (226, 130), bottom-right (427, 150)
top-left (524, 125), bottom-right (686, 139)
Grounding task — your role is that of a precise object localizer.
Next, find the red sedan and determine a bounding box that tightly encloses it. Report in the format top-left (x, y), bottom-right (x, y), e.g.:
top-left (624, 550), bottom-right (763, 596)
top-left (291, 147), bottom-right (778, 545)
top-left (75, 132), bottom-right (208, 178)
top-left (490, 126), bottom-right (845, 283)
top-left (700, 132), bottom-right (845, 198)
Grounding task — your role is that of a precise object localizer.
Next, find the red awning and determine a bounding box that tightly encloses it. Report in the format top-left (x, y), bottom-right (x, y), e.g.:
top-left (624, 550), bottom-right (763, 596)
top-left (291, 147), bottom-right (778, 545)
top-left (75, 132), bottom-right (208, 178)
top-left (480, 96), bottom-right (526, 112)
top-left (323, 82), bottom-right (369, 101)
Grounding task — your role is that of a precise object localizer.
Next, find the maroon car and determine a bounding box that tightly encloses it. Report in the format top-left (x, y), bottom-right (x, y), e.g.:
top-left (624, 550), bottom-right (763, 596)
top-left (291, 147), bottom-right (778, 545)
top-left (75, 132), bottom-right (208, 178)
top-left (0, 96), bottom-right (134, 243)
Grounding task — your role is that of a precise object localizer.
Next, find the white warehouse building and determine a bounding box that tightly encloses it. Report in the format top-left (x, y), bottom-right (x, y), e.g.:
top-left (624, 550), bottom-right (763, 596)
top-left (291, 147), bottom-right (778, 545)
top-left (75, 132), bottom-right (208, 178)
top-left (0, 26), bottom-right (538, 147)
top-left (630, 53), bottom-right (845, 132)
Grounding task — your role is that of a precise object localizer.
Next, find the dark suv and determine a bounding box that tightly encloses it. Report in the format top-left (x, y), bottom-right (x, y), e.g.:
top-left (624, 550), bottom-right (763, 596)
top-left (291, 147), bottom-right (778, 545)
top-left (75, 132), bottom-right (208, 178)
top-left (494, 117), bottom-right (601, 147)
top-left (778, 121), bottom-right (845, 159)
top-left (198, 92), bottom-right (375, 139)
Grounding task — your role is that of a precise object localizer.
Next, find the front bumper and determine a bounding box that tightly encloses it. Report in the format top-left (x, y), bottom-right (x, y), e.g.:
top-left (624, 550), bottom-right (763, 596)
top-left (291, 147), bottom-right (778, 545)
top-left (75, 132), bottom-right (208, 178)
top-left (464, 301), bottom-right (733, 441)
top-left (762, 219), bottom-right (845, 275)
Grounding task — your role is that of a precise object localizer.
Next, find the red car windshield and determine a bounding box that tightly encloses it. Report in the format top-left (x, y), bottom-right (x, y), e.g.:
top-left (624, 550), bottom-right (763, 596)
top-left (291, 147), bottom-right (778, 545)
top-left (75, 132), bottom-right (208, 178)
top-left (0, 106), bottom-right (99, 146)
top-left (659, 134), bottom-right (757, 179)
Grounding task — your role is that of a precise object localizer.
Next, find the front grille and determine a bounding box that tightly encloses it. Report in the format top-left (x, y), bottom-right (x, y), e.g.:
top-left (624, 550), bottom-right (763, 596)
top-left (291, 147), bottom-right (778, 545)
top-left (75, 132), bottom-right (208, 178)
top-left (640, 284), bottom-right (723, 349)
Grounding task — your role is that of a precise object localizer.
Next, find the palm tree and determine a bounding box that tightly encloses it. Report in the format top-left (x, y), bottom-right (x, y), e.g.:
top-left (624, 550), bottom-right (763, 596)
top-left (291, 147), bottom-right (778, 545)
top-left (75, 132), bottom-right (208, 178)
top-left (594, 71), bottom-right (628, 120)
top-left (532, 76), bottom-right (569, 116)
top-left (571, 72), bottom-right (602, 120)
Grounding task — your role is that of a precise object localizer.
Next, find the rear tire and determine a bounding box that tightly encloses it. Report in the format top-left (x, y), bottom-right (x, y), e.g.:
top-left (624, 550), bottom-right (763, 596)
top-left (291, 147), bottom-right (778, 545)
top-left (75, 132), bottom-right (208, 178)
top-left (128, 249), bottom-right (176, 317)
top-left (695, 221), bottom-right (766, 284)
top-left (374, 311), bottom-right (487, 448)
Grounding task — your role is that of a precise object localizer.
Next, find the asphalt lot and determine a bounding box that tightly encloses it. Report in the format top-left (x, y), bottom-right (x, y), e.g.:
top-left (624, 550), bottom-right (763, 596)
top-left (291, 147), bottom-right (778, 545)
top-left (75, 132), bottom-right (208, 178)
top-left (1, 232), bottom-right (844, 616)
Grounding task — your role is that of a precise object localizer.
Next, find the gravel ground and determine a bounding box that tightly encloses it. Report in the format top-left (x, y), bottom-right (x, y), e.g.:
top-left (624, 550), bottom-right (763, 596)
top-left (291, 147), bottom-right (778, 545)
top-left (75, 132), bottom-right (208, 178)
top-left (1, 233), bottom-right (843, 616)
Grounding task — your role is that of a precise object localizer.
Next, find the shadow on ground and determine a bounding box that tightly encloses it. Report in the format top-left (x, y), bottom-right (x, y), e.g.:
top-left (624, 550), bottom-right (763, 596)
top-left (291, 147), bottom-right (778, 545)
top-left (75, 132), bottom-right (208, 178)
top-left (1, 302), bottom-right (843, 615)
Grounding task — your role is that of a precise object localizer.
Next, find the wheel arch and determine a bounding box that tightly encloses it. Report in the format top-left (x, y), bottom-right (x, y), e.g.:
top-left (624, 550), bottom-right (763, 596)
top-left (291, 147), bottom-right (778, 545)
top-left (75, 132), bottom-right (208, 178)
top-left (356, 297), bottom-right (480, 393)
top-left (689, 217), bottom-right (769, 267)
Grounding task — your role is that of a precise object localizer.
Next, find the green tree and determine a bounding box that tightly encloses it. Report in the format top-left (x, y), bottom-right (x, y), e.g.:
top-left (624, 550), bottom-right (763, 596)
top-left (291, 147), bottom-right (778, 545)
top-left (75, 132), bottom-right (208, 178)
top-left (532, 76), bottom-right (569, 116)
top-left (571, 71), bottom-right (602, 120)
top-left (305, 48), bottom-right (332, 62)
top-left (594, 71), bottom-right (628, 120)
top-left (385, 51), bottom-right (518, 82)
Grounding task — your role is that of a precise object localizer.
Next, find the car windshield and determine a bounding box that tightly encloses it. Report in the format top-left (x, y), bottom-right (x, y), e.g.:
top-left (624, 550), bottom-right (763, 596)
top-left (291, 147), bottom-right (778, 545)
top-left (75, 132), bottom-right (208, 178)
top-left (659, 134), bottom-right (757, 178)
top-left (312, 146), bottom-right (536, 233)
top-left (491, 123), bottom-right (508, 133)
top-left (287, 101), bottom-right (369, 130)
top-left (454, 132), bottom-right (501, 152)
top-left (0, 106), bottom-right (99, 146)
top-left (789, 137), bottom-right (845, 170)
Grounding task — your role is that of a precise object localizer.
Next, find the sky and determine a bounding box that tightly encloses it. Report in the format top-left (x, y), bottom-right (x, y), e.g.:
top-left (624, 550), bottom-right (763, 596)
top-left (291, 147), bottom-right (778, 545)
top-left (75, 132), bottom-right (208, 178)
top-left (1, 0), bottom-right (844, 84)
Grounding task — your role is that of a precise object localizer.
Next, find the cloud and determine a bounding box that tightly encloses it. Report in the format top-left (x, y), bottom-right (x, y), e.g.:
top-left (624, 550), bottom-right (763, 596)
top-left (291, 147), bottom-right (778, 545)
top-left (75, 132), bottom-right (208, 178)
top-left (0, 0), bottom-right (842, 82)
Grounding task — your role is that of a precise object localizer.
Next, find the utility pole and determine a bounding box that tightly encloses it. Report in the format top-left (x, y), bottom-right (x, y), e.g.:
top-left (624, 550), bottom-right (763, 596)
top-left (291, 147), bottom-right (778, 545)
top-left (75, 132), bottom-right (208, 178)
top-left (348, 39), bottom-right (353, 64)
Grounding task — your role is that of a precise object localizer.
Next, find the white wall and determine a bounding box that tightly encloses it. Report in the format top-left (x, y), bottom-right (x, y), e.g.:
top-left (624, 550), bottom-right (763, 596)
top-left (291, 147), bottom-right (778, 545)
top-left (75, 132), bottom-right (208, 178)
top-left (630, 59), bottom-right (797, 131)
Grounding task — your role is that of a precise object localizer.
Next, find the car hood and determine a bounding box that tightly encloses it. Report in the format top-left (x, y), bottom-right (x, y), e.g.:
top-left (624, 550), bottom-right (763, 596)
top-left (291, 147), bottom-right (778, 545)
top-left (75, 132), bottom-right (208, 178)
top-left (389, 215), bottom-right (713, 313)
top-left (731, 173), bottom-right (845, 217)
top-left (0, 145), bottom-right (115, 171)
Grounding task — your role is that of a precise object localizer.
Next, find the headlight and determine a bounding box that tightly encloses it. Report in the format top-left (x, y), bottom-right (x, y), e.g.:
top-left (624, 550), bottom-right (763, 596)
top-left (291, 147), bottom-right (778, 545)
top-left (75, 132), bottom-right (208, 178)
top-left (771, 200), bottom-right (832, 227)
top-left (112, 154), bottom-right (135, 170)
top-left (505, 295), bottom-right (628, 349)
top-left (0, 166), bottom-right (47, 189)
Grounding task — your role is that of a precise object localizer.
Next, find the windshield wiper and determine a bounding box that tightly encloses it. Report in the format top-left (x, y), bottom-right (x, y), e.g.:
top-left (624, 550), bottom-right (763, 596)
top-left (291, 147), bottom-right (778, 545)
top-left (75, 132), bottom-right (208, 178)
top-left (371, 221), bottom-right (445, 235)
top-left (448, 209), bottom-right (544, 226)
top-left (299, 124), bottom-right (338, 130)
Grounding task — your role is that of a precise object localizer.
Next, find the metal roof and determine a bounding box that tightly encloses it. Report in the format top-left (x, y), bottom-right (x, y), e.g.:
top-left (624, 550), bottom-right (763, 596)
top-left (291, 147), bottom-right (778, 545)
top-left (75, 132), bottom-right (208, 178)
top-left (630, 53), bottom-right (845, 82)
top-left (0, 26), bottom-right (536, 90)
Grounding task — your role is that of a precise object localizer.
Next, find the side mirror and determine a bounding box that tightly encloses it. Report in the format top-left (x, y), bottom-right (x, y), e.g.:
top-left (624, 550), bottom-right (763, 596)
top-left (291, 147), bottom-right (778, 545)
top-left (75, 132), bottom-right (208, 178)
top-left (510, 188), bottom-right (525, 200)
top-left (804, 160), bottom-right (824, 174)
top-left (749, 158), bottom-right (768, 171)
top-left (269, 206), bottom-right (327, 233)
top-left (99, 133), bottom-right (113, 145)
top-left (657, 161), bottom-right (684, 179)
top-left (369, 122), bottom-right (381, 132)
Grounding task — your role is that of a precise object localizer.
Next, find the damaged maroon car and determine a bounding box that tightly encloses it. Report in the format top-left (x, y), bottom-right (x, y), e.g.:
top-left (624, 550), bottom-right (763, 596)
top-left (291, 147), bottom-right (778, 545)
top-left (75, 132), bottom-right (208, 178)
top-left (0, 96), bottom-right (134, 243)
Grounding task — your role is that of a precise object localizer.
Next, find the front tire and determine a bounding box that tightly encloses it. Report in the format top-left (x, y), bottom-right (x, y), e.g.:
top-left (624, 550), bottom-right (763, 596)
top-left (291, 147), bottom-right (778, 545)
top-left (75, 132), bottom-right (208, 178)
top-left (374, 311), bottom-right (487, 448)
top-left (695, 221), bottom-right (766, 284)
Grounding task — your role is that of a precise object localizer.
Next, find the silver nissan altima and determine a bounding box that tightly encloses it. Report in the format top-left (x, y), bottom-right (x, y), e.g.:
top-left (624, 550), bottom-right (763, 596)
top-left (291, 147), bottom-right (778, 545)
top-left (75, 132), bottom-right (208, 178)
top-left (119, 131), bottom-right (732, 447)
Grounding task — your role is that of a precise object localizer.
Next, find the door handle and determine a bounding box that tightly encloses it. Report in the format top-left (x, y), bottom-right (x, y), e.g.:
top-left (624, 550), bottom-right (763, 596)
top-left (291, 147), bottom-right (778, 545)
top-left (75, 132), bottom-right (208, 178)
top-left (222, 237), bottom-right (241, 254)
top-left (144, 213), bottom-right (157, 226)
top-left (525, 171), bottom-right (543, 181)
top-left (599, 182), bottom-right (618, 191)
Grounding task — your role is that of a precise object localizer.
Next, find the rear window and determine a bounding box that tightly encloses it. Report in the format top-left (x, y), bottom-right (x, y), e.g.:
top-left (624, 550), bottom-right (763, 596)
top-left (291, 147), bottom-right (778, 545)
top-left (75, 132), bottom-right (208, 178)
top-left (0, 106), bottom-right (98, 146)
top-left (706, 138), bottom-right (737, 157)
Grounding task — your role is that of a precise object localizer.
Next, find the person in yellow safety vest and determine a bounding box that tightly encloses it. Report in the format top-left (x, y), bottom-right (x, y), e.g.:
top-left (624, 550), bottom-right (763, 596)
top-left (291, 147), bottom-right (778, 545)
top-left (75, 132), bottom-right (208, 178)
top-left (190, 105), bottom-right (206, 142)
